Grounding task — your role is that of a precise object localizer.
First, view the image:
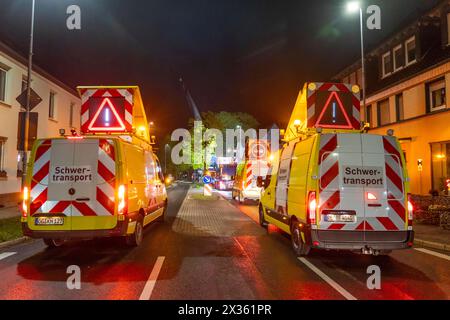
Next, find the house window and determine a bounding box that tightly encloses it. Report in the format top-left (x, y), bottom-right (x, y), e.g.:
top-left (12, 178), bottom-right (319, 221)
top-left (393, 44), bottom-right (404, 72)
top-left (395, 93), bottom-right (404, 122)
top-left (49, 91), bottom-right (56, 119)
top-left (69, 102), bottom-right (75, 127)
top-left (428, 78), bottom-right (446, 112)
top-left (365, 105), bottom-right (372, 124)
top-left (0, 67), bottom-right (7, 102)
top-left (21, 77), bottom-right (28, 93)
top-left (0, 137), bottom-right (6, 175)
top-left (377, 99), bottom-right (391, 126)
top-left (431, 141), bottom-right (450, 195)
top-left (382, 52), bottom-right (392, 77)
top-left (405, 36), bottom-right (416, 65)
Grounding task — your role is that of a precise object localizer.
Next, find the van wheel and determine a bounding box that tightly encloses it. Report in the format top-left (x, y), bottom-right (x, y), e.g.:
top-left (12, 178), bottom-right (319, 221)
top-left (291, 222), bottom-right (311, 257)
top-left (259, 205), bottom-right (268, 229)
top-left (43, 238), bottom-right (65, 248)
top-left (126, 217), bottom-right (143, 247)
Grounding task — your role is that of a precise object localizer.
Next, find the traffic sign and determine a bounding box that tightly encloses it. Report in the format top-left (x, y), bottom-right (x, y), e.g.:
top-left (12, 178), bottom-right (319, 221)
top-left (203, 175), bottom-right (213, 184)
top-left (16, 88), bottom-right (42, 111)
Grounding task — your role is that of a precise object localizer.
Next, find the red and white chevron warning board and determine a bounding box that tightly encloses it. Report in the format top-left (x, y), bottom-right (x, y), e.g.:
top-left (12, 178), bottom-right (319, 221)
top-left (79, 88), bottom-right (134, 134)
top-left (306, 82), bottom-right (361, 130)
top-left (29, 139), bottom-right (116, 216)
top-left (318, 134), bottom-right (407, 232)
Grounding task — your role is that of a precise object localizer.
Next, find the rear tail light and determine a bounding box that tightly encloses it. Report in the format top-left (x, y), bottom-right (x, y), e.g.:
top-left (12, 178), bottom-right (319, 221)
top-left (367, 192), bottom-right (377, 200)
top-left (21, 186), bottom-right (29, 218)
top-left (307, 191), bottom-right (317, 225)
top-left (407, 193), bottom-right (413, 227)
top-left (118, 184), bottom-right (128, 215)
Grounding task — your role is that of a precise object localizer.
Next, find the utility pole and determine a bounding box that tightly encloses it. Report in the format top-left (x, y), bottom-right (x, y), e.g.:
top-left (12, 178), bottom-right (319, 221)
top-left (22, 0), bottom-right (36, 188)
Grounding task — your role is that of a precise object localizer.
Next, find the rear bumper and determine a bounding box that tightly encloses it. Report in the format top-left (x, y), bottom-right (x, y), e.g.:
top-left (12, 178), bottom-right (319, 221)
top-left (22, 220), bottom-right (129, 240)
top-left (242, 189), bottom-right (261, 200)
top-left (310, 230), bottom-right (415, 251)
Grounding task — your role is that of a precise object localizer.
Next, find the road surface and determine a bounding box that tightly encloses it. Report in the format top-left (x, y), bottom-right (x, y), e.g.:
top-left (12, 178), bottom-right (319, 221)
top-left (0, 184), bottom-right (448, 300)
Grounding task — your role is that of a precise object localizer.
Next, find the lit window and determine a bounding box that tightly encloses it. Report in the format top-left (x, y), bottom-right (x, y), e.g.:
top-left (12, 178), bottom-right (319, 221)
top-left (405, 36), bottom-right (416, 65)
top-left (0, 67), bottom-right (7, 102)
top-left (431, 141), bottom-right (450, 195)
top-left (377, 99), bottom-right (390, 126)
top-left (382, 52), bottom-right (392, 77)
top-left (427, 78), bottom-right (446, 112)
top-left (365, 105), bottom-right (372, 124)
top-left (393, 44), bottom-right (404, 72)
top-left (49, 91), bottom-right (56, 119)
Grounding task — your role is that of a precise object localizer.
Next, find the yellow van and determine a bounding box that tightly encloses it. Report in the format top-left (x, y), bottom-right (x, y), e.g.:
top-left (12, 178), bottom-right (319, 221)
top-left (21, 135), bottom-right (167, 247)
top-left (259, 132), bottom-right (414, 256)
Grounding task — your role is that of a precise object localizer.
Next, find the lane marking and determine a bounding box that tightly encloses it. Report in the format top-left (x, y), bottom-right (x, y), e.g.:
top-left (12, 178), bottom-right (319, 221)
top-left (0, 252), bottom-right (17, 261)
top-left (298, 257), bottom-right (357, 300)
top-left (414, 248), bottom-right (450, 261)
top-left (139, 256), bottom-right (165, 300)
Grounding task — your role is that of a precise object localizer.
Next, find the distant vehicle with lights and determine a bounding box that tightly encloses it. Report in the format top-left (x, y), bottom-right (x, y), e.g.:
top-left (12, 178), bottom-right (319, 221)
top-left (214, 158), bottom-right (237, 191)
top-left (232, 139), bottom-right (270, 204)
top-left (21, 86), bottom-right (167, 247)
top-left (258, 82), bottom-right (414, 256)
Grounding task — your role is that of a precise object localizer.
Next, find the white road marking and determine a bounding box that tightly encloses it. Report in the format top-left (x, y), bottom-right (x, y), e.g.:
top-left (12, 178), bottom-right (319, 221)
top-left (139, 256), bottom-right (165, 300)
top-left (414, 248), bottom-right (450, 261)
top-left (298, 257), bottom-right (357, 300)
top-left (0, 252), bottom-right (17, 261)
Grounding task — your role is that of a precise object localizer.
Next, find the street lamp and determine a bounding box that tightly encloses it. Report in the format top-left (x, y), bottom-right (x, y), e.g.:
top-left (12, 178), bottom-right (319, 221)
top-left (21, 0), bottom-right (36, 188)
top-left (346, 1), bottom-right (367, 114)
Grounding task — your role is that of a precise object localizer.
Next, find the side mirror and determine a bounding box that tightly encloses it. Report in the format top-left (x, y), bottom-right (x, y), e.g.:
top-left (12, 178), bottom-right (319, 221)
top-left (256, 176), bottom-right (264, 188)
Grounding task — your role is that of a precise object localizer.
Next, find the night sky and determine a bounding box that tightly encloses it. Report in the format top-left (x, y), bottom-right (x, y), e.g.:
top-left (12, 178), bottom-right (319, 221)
top-left (0, 0), bottom-right (439, 141)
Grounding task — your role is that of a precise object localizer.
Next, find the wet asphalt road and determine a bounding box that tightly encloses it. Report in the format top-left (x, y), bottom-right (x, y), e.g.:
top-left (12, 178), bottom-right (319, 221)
top-left (0, 183), bottom-right (449, 300)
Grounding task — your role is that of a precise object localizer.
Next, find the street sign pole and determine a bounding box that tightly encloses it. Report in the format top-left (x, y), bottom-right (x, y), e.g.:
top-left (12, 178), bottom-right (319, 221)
top-left (22, 0), bottom-right (35, 188)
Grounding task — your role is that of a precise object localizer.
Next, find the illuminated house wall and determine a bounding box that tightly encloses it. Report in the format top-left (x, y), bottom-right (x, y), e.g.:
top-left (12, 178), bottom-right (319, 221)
top-left (334, 1), bottom-right (450, 195)
top-left (0, 41), bottom-right (81, 205)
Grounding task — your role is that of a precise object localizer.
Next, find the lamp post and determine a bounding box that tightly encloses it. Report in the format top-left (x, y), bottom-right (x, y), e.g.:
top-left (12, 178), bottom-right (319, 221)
top-left (347, 1), bottom-right (367, 112)
top-left (21, 0), bottom-right (36, 188)
top-left (164, 144), bottom-right (170, 174)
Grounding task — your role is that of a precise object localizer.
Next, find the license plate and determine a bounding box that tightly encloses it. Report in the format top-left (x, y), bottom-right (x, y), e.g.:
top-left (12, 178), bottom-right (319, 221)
top-left (35, 217), bottom-right (64, 225)
top-left (325, 214), bottom-right (356, 223)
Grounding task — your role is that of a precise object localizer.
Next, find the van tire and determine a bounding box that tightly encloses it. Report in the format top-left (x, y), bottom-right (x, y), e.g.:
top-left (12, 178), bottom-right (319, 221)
top-left (43, 238), bottom-right (65, 248)
top-left (126, 216), bottom-right (144, 247)
top-left (290, 222), bottom-right (311, 257)
top-left (259, 205), bottom-right (268, 228)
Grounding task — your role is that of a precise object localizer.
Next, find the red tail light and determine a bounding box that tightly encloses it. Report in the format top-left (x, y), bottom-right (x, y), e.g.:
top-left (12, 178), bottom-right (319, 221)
top-left (367, 192), bottom-right (377, 200)
top-left (118, 184), bottom-right (128, 215)
top-left (21, 186), bottom-right (29, 218)
top-left (407, 193), bottom-right (413, 227)
top-left (307, 191), bottom-right (317, 225)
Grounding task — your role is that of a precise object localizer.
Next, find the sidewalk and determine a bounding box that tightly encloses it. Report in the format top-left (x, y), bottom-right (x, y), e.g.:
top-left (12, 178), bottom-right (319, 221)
top-left (414, 224), bottom-right (450, 251)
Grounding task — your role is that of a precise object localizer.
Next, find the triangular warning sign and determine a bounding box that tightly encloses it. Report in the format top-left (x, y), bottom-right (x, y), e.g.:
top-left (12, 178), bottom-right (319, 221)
top-left (314, 92), bottom-right (353, 129)
top-left (88, 97), bottom-right (126, 131)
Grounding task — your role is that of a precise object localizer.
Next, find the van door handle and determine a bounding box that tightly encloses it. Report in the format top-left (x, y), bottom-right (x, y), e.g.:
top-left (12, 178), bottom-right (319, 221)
top-left (75, 198), bottom-right (90, 202)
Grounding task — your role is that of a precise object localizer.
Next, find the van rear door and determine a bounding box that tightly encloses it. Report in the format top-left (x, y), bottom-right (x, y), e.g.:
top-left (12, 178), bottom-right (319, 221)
top-left (70, 138), bottom-right (117, 230)
top-left (361, 135), bottom-right (407, 240)
top-left (29, 139), bottom-right (73, 231)
top-left (317, 134), bottom-right (365, 240)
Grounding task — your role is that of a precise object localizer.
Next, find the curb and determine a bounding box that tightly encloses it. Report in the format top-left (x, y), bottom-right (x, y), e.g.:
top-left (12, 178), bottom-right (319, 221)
top-left (0, 237), bottom-right (31, 250)
top-left (414, 238), bottom-right (450, 253)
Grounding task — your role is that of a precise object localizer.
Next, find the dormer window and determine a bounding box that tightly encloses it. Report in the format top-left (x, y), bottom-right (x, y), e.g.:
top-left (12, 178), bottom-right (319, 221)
top-left (382, 51), bottom-right (392, 78)
top-left (405, 36), bottom-right (417, 66)
top-left (393, 44), bottom-right (404, 72)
